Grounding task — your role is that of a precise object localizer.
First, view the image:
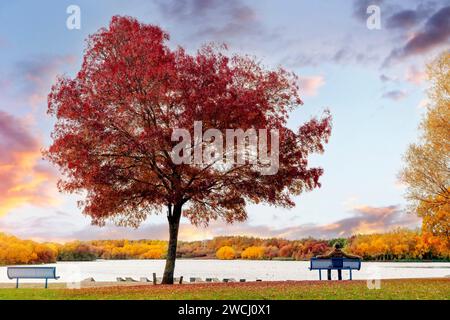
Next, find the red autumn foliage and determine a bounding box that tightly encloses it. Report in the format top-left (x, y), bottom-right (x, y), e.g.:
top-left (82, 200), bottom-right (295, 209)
top-left (46, 16), bottom-right (332, 283)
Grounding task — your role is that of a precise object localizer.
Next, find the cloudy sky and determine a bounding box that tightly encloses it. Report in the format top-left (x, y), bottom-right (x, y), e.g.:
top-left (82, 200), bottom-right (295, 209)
top-left (0, 0), bottom-right (448, 242)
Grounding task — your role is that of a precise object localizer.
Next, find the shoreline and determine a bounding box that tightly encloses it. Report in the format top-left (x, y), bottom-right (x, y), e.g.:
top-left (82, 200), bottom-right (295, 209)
top-left (1, 276), bottom-right (449, 289)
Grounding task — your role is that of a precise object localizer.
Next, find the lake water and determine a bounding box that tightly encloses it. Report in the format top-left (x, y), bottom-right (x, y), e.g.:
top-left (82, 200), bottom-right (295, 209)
top-left (1, 260), bottom-right (449, 283)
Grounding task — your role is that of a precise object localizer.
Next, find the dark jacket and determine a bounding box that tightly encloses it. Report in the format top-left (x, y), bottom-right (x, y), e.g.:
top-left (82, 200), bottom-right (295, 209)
top-left (316, 248), bottom-right (361, 259)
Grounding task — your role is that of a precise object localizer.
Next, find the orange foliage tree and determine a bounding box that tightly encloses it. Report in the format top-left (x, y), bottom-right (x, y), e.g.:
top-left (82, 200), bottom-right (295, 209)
top-left (399, 52), bottom-right (449, 242)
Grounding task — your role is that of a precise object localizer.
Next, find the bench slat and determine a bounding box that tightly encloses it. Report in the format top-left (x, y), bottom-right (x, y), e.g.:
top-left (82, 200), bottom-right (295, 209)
top-left (7, 267), bottom-right (58, 279)
top-left (310, 258), bottom-right (361, 270)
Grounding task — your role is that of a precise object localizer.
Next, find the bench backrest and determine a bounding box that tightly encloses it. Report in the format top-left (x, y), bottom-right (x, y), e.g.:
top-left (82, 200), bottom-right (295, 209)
top-left (7, 267), bottom-right (57, 279)
top-left (310, 258), bottom-right (361, 270)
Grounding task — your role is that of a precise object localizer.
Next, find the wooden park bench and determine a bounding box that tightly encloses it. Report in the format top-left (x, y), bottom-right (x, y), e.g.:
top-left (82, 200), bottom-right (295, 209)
top-left (309, 257), bottom-right (361, 280)
top-left (7, 267), bottom-right (60, 288)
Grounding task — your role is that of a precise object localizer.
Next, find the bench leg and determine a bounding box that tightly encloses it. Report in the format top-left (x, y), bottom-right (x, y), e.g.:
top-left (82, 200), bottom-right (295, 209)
top-left (350, 270), bottom-right (352, 281)
top-left (16, 278), bottom-right (19, 289)
top-left (327, 269), bottom-right (331, 280)
top-left (338, 269), bottom-right (342, 281)
top-left (45, 278), bottom-right (48, 289)
top-left (319, 270), bottom-right (321, 281)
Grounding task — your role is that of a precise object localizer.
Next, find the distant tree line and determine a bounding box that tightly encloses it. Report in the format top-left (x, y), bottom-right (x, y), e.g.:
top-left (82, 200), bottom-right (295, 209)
top-left (0, 229), bottom-right (448, 265)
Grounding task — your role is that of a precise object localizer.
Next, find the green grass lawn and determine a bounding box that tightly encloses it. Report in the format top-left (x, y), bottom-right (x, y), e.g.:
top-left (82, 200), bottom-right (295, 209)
top-left (0, 278), bottom-right (449, 300)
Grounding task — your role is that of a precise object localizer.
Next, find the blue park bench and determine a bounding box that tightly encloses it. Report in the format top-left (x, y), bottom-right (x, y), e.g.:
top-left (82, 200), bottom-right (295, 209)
top-left (7, 267), bottom-right (60, 288)
top-left (309, 257), bottom-right (361, 280)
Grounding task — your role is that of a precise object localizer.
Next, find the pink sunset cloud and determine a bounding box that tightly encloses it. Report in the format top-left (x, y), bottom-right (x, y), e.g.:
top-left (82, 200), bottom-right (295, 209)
top-left (17, 55), bottom-right (77, 109)
top-left (384, 6), bottom-right (450, 66)
top-left (0, 111), bottom-right (59, 216)
top-left (405, 66), bottom-right (428, 84)
top-left (298, 75), bottom-right (325, 97)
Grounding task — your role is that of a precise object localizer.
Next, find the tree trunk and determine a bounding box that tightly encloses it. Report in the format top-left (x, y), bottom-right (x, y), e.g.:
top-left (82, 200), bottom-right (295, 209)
top-left (161, 203), bottom-right (182, 284)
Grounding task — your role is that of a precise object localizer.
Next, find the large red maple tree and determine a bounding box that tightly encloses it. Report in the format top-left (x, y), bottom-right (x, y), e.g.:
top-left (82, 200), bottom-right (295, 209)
top-left (46, 16), bottom-right (332, 284)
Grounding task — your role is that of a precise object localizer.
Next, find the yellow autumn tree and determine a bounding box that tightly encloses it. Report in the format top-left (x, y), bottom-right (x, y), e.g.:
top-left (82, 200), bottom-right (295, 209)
top-left (346, 229), bottom-right (449, 260)
top-left (140, 244), bottom-right (166, 259)
top-left (0, 233), bottom-right (57, 265)
top-left (216, 246), bottom-right (236, 260)
top-left (241, 246), bottom-right (265, 259)
top-left (399, 51), bottom-right (449, 242)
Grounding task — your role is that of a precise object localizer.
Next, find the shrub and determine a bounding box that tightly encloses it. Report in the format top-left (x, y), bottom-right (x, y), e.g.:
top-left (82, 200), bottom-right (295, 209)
top-left (216, 246), bottom-right (236, 260)
top-left (241, 246), bottom-right (265, 259)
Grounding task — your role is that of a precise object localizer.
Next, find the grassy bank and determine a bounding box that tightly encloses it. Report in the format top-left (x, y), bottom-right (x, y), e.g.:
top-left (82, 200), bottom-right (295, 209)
top-left (0, 278), bottom-right (448, 300)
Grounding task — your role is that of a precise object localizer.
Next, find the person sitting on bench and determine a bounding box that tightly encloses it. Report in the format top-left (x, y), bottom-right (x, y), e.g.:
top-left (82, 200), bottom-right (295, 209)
top-left (316, 243), bottom-right (362, 280)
